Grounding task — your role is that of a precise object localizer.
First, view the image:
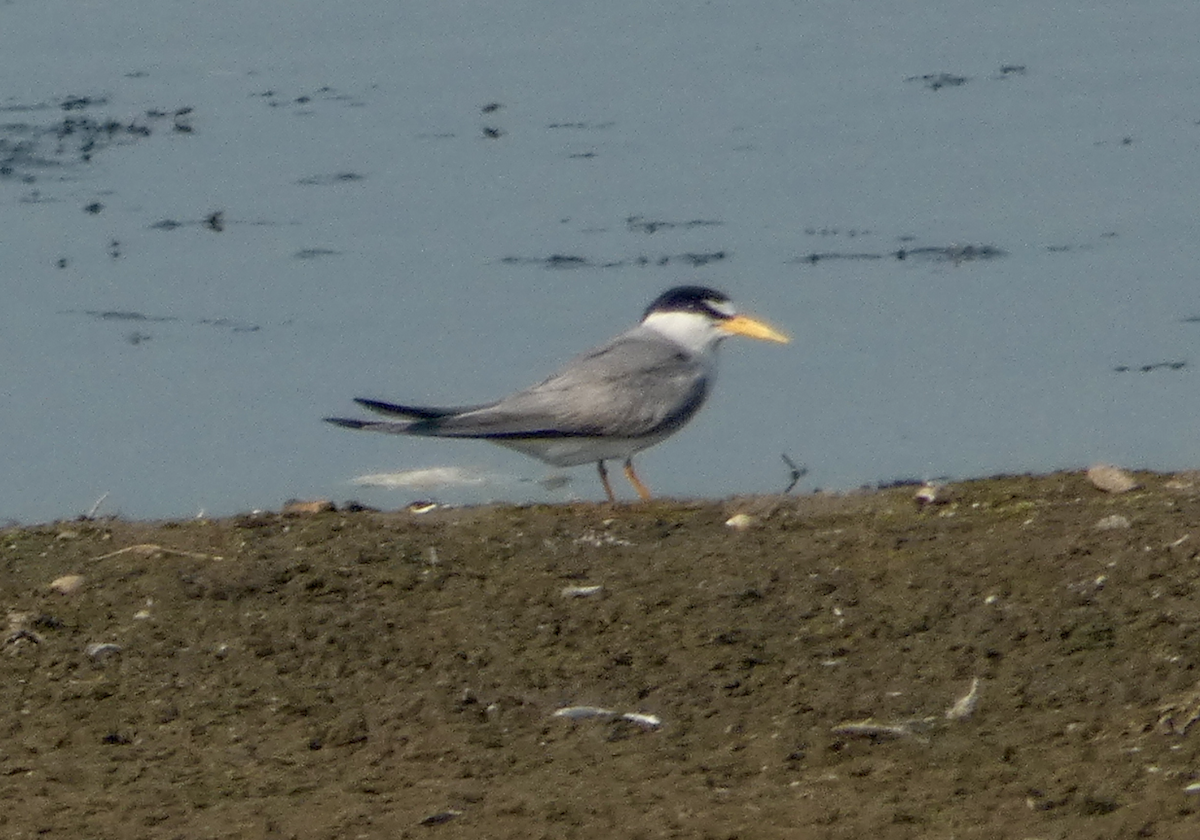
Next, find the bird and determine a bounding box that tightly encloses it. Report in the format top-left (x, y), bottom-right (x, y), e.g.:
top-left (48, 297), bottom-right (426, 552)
top-left (325, 285), bottom-right (789, 501)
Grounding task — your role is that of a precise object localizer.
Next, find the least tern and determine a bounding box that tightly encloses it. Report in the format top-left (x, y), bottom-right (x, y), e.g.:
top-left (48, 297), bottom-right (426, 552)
top-left (325, 285), bottom-right (789, 501)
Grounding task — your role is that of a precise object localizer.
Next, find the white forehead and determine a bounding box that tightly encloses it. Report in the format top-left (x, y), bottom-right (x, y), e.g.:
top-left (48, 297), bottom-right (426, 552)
top-left (706, 298), bottom-right (737, 318)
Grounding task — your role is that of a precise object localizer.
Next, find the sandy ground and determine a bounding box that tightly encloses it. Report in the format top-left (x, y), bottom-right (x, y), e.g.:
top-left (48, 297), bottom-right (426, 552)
top-left (4, 471), bottom-right (1200, 838)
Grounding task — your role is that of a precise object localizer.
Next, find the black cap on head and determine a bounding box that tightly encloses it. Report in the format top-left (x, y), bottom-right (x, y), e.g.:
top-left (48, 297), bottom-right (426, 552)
top-left (642, 286), bottom-right (733, 321)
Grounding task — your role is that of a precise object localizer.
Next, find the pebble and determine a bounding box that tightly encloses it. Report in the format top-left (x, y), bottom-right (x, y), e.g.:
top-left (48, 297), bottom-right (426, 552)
top-left (49, 574), bottom-right (85, 595)
top-left (282, 499), bottom-right (335, 515)
top-left (1094, 514), bottom-right (1131, 531)
top-left (724, 513), bottom-right (756, 530)
top-left (914, 482), bottom-right (956, 506)
top-left (85, 642), bottom-right (123, 662)
top-left (1087, 464), bottom-right (1139, 493)
top-left (419, 810), bottom-right (463, 826)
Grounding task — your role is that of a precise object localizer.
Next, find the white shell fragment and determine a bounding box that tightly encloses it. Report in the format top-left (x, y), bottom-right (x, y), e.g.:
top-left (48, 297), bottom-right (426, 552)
top-left (49, 574), bottom-right (85, 595)
top-left (945, 678), bottom-right (980, 721)
top-left (619, 712), bottom-right (662, 729)
top-left (1087, 464), bottom-right (1139, 493)
top-left (552, 705), bottom-right (617, 721)
top-left (560, 585), bottom-right (604, 598)
top-left (551, 706), bottom-right (663, 729)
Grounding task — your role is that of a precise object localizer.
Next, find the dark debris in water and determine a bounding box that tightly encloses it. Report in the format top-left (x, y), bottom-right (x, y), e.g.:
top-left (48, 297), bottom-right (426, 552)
top-left (906, 72), bottom-right (969, 91)
top-left (83, 310), bottom-right (178, 323)
top-left (0, 94), bottom-right (194, 180)
top-left (907, 65), bottom-right (1027, 90)
top-left (626, 215), bottom-right (723, 234)
top-left (253, 86), bottom-right (365, 110)
top-left (197, 318), bottom-right (261, 333)
top-left (796, 244), bottom-right (1006, 265)
top-left (548, 120), bottom-right (616, 130)
top-left (63, 309), bottom-right (263, 338)
top-left (1113, 361), bottom-right (1187, 374)
top-left (296, 171), bottom-right (365, 186)
top-left (149, 210), bottom-right (227, 232)
top-left (501, 251), bottom-right (728, 270)
top-left (805, 226), bottom-right (873, 238)
top-left (294, 248), bottom-right (342, 260)
top-left (898, 244), bottom-right (1006, 262)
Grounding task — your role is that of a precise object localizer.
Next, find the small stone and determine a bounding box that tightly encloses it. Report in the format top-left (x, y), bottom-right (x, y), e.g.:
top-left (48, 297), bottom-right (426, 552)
top-left (1087, 464), bottom-right (1139, 493)
top-left (49, 574), bottom-right (85, 595)
top-left (282, 499), bottom-right (335, 515)
top-left (724, 513), bottom-right (756, 530)
top-left (914, 483), bottom-right (941, 506)
top-left (1095, 514), bottom-right (1131, 531)
top-left (419, 810), bottom-right (462, 826)
top-left (85, 642), bottom-right (123, 662)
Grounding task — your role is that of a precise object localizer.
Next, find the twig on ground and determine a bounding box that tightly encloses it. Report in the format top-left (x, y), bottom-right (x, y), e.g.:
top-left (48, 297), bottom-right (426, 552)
top-left (92, 543), bottom-right (222, 562)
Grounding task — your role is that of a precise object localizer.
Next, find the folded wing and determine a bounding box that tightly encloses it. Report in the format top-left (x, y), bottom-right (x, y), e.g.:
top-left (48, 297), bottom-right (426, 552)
top-left (421, 330), bottom-right (712, 440)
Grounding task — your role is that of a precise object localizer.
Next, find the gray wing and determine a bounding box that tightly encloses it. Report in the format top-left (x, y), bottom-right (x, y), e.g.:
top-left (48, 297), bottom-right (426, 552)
top-left (424, 328), bottom-right (713, 439)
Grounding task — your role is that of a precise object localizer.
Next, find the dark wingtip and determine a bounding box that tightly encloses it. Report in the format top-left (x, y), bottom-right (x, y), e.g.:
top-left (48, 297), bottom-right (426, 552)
top-left (325, 417), bottom-right (368, 429)
top-left (353, 398), bottom-right (460, 420)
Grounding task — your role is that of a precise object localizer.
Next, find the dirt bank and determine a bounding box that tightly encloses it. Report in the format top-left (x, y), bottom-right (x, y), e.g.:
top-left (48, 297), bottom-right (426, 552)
top-left (4, 471), bottom-right (1200, 838)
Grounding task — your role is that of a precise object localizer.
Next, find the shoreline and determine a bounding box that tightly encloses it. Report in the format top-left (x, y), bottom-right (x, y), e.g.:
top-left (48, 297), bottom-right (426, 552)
top-left (4, 468), bottom-right (1199, 836)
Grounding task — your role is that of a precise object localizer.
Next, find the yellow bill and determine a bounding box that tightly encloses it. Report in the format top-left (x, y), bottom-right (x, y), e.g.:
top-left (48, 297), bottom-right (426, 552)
top-left (721, 313), bottom-right (790, 343)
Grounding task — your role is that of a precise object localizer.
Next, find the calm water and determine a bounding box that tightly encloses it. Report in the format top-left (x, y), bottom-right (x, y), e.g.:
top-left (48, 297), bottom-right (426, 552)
top-left (3, 0), bottom-right (1200, 522)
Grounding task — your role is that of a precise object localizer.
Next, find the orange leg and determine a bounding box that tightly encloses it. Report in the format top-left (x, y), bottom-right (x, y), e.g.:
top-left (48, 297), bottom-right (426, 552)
top-left (596, 461), bottom-right (616, 502)
top-left (623, 458), bottom-right (652, 501)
